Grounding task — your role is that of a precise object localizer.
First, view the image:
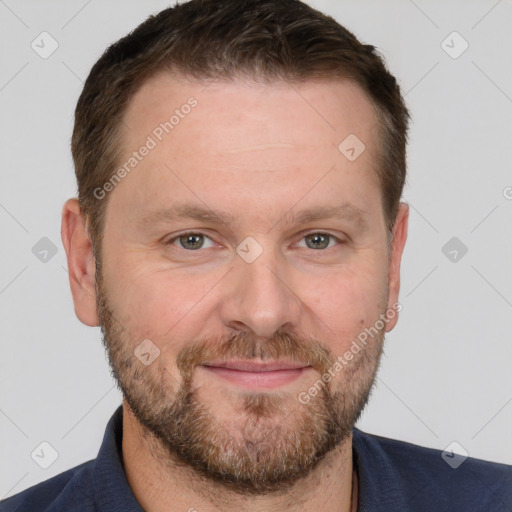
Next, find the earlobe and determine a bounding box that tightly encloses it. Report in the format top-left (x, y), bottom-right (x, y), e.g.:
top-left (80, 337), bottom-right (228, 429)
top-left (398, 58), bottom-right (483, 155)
top-left (61, 198), bottom-right (99, 327)
top-left (385, 202), bottom-right (409, 332)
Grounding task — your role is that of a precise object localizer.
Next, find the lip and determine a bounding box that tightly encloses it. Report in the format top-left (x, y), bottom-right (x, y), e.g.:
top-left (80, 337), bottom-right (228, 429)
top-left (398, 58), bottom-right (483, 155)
top-left (200, 360), bottom-right (312, 389)
top-left (203, 360), bottom-right (309, 372)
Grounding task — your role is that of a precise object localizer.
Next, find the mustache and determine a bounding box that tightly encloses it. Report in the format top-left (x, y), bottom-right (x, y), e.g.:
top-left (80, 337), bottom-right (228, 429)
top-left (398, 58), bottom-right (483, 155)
top-left (176, 330), bottom-right (335, 384)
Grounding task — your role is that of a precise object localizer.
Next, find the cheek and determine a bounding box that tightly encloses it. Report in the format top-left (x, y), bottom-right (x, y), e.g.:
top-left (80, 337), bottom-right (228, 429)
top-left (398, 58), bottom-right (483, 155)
top-left (300, 262), bottom-right (388, 349)
top-left (105, 262), bottom-right (220, 344)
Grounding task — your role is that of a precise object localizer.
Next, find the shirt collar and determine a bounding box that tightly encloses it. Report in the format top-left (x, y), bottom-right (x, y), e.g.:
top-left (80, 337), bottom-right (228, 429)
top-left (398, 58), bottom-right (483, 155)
top-left (352, 427), bottom-right (408, 511)
top-left (93, 405), bottom-right (144, 512)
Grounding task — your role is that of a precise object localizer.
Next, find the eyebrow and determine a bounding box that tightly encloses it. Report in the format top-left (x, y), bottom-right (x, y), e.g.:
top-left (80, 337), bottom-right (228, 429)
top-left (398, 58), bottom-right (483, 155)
top-left (286, 203), bottom-right (367, 228)
top-left (137, 202), bottom-right (368, 230)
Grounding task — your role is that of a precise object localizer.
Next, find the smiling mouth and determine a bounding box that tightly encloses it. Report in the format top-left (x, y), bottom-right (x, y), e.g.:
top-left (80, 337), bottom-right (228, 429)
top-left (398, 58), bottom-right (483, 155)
top-left (200, 360), bottom-right (312, 389)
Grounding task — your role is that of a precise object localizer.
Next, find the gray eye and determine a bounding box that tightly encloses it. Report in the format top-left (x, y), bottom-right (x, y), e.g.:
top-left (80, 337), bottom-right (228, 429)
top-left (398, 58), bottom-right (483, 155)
top-left (304, 233), bottom-right (331, 250)
top-left (179, 233), bottom-right (205, 250)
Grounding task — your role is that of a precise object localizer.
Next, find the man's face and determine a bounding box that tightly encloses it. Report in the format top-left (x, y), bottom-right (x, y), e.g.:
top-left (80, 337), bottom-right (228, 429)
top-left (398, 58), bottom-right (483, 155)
top-left (92, 74), bottom-right (406, 493)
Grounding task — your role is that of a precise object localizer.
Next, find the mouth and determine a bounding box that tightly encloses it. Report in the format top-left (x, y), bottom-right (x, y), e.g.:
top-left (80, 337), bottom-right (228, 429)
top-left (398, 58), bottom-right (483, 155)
top-left (199, 360), bottom-right (313, 389)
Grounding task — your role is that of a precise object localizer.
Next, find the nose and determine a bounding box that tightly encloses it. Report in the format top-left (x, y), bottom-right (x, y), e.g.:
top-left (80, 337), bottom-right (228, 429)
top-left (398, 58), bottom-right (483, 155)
top-left (219, 242), bottom-right (303, 339)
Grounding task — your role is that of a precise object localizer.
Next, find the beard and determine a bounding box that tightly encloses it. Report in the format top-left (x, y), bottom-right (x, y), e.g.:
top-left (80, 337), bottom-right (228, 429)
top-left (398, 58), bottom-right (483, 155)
top-left (96, 268), bottom-right (385, 495)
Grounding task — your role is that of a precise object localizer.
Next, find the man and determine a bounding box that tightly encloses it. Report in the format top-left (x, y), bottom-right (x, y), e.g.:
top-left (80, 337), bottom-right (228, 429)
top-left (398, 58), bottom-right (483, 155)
top-left (1, 0), bottom-right (510, 511)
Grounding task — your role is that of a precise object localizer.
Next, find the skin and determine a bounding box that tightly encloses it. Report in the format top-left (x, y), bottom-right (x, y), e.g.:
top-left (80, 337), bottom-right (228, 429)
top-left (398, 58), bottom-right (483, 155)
top-left (61, 74), bottom-right (408, 512)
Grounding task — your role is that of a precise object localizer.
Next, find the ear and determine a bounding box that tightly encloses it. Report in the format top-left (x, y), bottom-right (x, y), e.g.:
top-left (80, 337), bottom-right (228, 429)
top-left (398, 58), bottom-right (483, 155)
top-left (385, 201), bottom-right (409, 332)
top-left (61, 198), bottom-right (99, 327)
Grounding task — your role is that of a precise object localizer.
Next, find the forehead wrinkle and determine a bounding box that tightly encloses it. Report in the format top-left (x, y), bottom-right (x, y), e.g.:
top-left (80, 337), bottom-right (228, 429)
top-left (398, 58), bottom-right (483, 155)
top-left (224, 143), bottom-right (300, 154)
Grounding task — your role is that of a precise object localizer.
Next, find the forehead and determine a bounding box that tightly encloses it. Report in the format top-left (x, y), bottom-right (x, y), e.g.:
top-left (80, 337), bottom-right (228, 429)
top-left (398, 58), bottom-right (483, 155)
top-left (121, 72), bottom-right (378, 151)
top-left (109, 73), bottom-right (383, 228)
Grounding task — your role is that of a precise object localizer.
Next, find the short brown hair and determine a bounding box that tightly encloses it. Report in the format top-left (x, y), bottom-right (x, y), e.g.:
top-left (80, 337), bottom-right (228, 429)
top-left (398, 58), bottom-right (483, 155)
top-left (71, 0), bottom-right (409, 258)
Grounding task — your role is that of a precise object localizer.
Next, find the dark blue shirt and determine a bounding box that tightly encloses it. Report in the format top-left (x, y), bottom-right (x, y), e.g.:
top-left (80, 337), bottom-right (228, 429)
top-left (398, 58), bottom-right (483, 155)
top-left (1, 405), bottom-right (510, 511)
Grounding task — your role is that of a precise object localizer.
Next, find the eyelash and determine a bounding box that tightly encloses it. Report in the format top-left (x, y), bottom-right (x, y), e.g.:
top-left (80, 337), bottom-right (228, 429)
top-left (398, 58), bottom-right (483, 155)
top-left (165, 231), bottom-right (346, 251)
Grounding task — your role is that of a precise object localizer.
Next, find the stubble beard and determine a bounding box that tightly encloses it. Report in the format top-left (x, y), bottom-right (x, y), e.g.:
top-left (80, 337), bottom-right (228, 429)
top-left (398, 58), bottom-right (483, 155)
top-left (96, 269), bottom-right (385, 495)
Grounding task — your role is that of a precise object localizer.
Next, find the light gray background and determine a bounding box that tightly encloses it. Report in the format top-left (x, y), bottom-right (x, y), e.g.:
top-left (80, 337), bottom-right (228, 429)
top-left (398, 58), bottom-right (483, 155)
top-left (1, 0), bottom-right (511, 499)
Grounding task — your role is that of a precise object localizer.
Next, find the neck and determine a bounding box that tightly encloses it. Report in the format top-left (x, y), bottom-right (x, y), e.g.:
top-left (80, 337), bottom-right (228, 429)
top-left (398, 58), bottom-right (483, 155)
top-left (121, 402), bottom-right (358, 512)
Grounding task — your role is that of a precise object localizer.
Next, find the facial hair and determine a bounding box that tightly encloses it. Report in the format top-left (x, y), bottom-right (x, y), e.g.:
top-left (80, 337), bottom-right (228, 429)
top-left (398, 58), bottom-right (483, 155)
top-left (96, 269), bottom-right (385, 495)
